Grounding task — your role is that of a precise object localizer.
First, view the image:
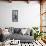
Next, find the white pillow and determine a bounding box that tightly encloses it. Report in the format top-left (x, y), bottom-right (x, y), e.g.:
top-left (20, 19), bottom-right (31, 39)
top-left (21, 29), bottom-right (27, 35)
top-left (2, 29), bottom-right (10, 36)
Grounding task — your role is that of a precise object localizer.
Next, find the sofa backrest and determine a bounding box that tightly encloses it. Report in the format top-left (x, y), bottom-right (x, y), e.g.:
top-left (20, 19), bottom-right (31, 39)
top-left (8, 27), bottom-right (33, 36)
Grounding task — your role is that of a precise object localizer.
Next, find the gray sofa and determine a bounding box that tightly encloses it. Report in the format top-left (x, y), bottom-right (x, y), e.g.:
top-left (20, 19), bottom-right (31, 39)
top-left (9, 33), bottom-right (34, 43)
top-left (4, 27), bottom-right (34, 43)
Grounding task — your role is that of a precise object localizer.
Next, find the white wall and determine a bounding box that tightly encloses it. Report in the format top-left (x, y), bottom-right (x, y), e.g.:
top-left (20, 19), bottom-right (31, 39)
top-left (0, 1), bottom-right (40, 28)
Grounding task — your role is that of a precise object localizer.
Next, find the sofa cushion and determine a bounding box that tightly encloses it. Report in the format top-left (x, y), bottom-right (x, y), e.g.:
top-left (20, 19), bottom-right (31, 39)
top-left (9, 33), bottom-right (34, 43)
top-left (8, 27), bottom-right (14, 34)
top-left (14, 28), bottom-right (21, 33)
top-left (21, 28), bottom-right (27, 35)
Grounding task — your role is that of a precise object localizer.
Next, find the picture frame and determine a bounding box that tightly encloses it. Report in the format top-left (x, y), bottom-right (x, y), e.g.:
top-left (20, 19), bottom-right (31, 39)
top-left (12, 10), bottom-right (18, 22)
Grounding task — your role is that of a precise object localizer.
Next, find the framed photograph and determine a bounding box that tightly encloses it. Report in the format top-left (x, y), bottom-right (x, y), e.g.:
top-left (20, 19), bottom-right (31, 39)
top-left (12, 10), bottom-right (18, 22)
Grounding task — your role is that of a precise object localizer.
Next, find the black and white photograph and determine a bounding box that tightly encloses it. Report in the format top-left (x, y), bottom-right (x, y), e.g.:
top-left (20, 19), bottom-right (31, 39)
top-left (12, 10), bottom-right (18, 22)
